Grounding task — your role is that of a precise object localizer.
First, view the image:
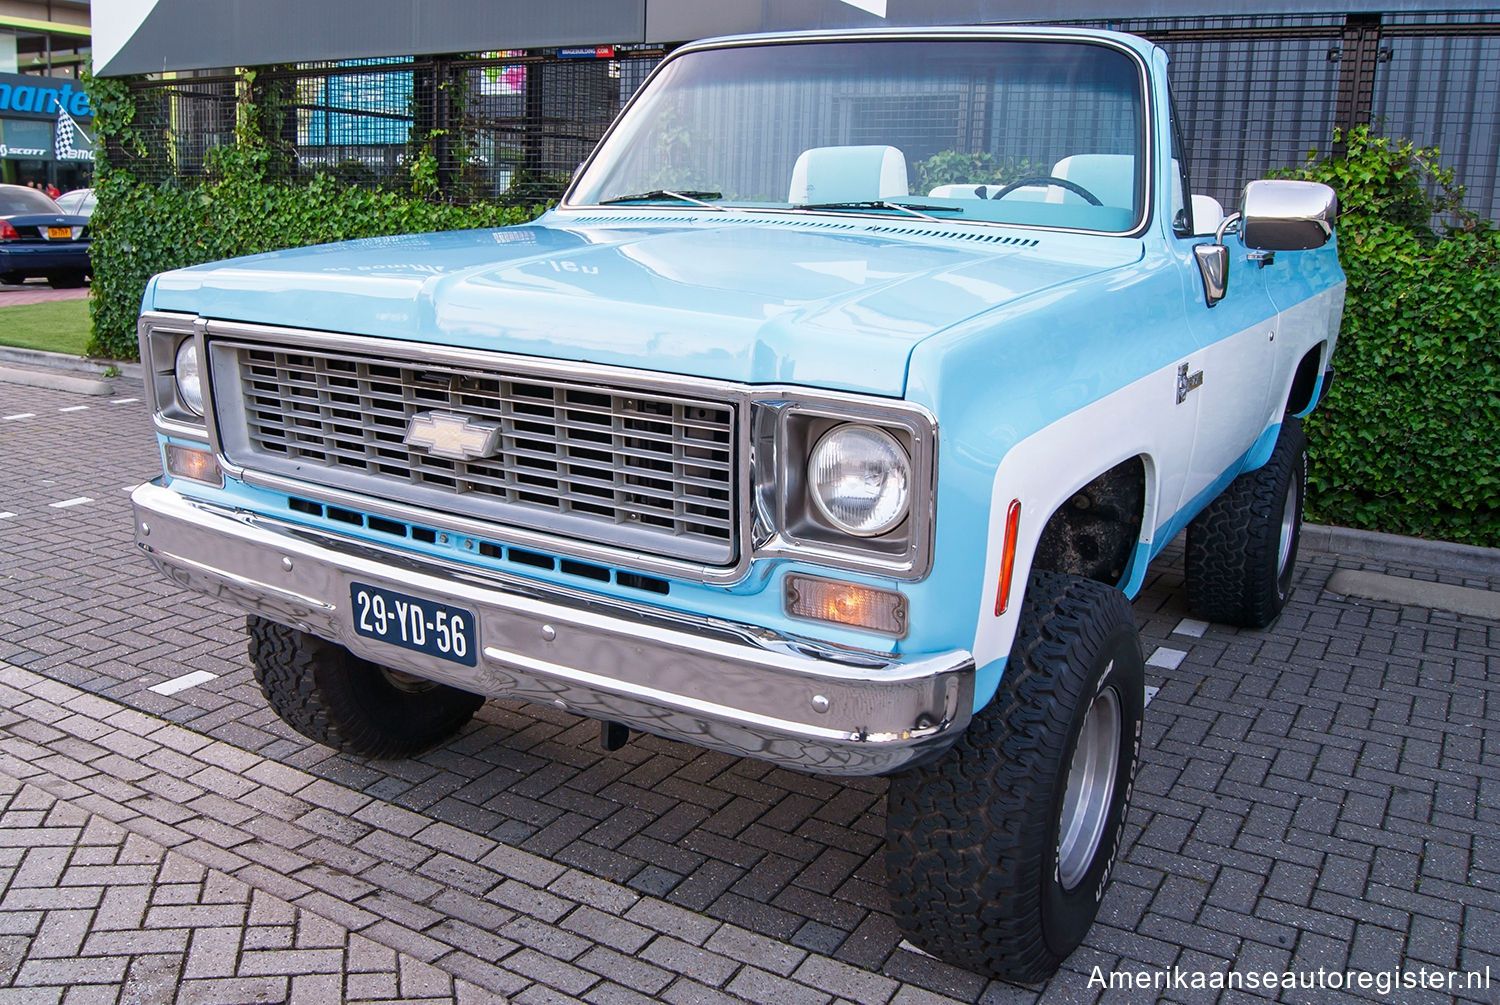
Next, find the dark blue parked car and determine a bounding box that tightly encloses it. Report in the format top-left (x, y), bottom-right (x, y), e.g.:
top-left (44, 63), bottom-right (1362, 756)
top-left (0, 183), bottom-right (91, 288)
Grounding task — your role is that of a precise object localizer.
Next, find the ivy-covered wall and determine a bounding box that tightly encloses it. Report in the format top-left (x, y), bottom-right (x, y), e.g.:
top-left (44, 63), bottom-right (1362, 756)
top-left (1281, 127), bottom-right (1500, 548)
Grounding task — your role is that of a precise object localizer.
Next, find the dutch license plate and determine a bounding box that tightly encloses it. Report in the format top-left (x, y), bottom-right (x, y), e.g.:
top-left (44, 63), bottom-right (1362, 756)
top-left (350, 582), bottom-right (477, 667)
top-left (48, 226), bottom-right (72, 239)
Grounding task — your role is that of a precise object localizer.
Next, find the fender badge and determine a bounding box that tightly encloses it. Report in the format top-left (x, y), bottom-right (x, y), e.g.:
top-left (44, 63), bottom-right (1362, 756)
top-left (405, 412), bottom-right (502, 461)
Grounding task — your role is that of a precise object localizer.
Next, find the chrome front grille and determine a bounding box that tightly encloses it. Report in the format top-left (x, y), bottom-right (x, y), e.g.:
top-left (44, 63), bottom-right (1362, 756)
top-left (213, 340), bottom-right (739, 566)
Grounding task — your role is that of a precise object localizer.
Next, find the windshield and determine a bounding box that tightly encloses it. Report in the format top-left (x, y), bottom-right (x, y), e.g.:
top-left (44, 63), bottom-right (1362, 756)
top-left (569, 37), bottom-right (1148, 233)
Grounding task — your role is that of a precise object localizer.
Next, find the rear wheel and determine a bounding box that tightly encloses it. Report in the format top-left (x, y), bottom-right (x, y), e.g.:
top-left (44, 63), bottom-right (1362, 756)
top-left (885, 570), bottom-right (1144, 982)
top-left (0, 272), bottom-right (24, 286)
top-left (246, 615), bottom-right (484, 758)
top-left (47, 271), bottom-right (88, 289)
top-left (1185, 418), bottom-right (1305, 628)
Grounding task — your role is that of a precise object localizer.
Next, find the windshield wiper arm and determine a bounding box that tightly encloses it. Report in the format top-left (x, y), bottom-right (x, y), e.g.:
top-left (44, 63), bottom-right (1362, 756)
top-left (795, 200), bottom-right (954, 221)
top-left (599, 189), bottom-right (726, 209)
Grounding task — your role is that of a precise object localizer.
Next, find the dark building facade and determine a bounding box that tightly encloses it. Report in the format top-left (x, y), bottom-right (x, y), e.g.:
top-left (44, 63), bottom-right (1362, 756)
top-left (96, 3), bottom-right (1500, 220)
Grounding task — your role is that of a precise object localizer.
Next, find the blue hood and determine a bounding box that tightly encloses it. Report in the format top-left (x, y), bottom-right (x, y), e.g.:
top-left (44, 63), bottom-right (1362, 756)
top-left (148, 212), bottom-right (1142, 396)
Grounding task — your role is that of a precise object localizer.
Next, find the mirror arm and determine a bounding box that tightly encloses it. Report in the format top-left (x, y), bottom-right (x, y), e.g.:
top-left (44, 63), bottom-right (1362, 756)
top-left (1214, 212), bottom-right (1242, 245)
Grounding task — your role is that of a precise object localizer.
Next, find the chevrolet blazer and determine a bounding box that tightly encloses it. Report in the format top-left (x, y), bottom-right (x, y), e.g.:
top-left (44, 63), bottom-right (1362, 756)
top-left (131, 26), bottom-right (1343, 980)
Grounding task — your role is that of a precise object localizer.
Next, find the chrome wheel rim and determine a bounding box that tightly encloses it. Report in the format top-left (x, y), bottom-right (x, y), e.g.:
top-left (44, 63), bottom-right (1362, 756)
top-left (1277, 485), bottom-right (1298, 578)
top-left (1057, 680), bottom-right (1121, 891)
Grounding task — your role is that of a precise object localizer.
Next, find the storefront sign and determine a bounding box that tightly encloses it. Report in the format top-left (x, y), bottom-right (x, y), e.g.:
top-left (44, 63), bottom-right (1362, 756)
top-left (0, 75), bottom-right (94, 162)
top-left (0, 74), bottom-right (92, 120)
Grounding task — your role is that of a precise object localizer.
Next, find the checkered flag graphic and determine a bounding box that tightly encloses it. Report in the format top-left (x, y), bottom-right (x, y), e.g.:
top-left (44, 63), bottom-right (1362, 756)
top-left (54, 106), bottom-right (94, 161)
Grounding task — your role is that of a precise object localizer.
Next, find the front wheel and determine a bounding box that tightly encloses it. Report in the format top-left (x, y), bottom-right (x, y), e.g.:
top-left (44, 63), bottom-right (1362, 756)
top-left (1185, 417), bottom-right (1306, 628)
top-left (246, 615), bottom-right (484, 758)
top-left (885, 570), bottom-right (1144, 982)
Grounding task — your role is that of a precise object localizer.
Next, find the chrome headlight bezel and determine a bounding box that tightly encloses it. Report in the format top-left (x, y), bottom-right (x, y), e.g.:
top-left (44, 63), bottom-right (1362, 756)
top-left (140, 314), bottom-right (211, 438)
top-left (751, 397), bottom-right (936, 580)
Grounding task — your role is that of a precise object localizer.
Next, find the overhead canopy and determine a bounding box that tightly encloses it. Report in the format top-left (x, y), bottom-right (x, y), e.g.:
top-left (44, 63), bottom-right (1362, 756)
top-left (93, 0), bottom-right (1498, 77)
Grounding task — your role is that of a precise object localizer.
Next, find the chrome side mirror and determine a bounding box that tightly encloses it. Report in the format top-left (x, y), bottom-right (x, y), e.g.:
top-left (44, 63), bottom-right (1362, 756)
top-left (1241, 179), bottom-right (1338, 251)
top-left (1194, 179), bottom-right (1338, 307)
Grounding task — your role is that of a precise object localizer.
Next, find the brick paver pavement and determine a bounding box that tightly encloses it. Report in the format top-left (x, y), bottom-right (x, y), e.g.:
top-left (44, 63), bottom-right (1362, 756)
top-left (1, 376), bottom-right (1497, 1004)
top-left (0, 764), bottom-right (496, 1005)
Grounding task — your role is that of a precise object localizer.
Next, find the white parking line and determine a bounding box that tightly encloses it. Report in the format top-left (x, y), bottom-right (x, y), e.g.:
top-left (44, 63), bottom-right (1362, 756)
top-left (1172, 618), bottom-right (1210, 637)
top-left (1145, 685), bottom-right (1160, 707)
top-left (111, 398), bottom-right (140, 405)
top-left (148, 670), bottom-right (219, 696)
top-left (59, 405), bottom-right (90, 413)
top-left (2, 413), bottom-right (35, 421)
top-left (0, 512), bottom-right (14, 520)
top-left (121, 484), bottom-right (141, 493)
top-left (48, 497), bottom-right (93, 509)
top-left (1146, 646), bottom-right (1187, 670)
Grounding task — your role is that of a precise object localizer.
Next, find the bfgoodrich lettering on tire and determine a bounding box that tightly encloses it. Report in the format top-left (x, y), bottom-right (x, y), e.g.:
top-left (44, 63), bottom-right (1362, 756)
top-left (885, 570), bottom-right (1144, 982)
top-left (1185, 417), bottom-right (1306, 628)
top-left (246, 615), bottom-right (484, 758)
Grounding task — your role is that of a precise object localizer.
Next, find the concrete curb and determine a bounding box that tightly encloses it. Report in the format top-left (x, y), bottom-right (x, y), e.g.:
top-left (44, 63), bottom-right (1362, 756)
top-left (0, 365), bottom-right (114, 397)
top-left (1302, 523), bottom-right (1500, 577)
top-left (0, 345), bottom-right (143, 381)
top-left (1325, 568), bottom-right (1500, 619)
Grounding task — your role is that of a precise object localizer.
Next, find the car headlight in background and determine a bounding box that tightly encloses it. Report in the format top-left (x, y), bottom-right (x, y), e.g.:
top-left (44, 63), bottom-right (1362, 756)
top-left (808, 424), bottom-right (911, 536)
top-left (174, 338), bottom-right (204, 416)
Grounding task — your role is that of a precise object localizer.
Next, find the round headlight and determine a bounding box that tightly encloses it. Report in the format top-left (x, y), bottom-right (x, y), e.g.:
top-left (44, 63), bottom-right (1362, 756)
top-left (174, 338), bottom-right (204, 416)
top-left (808, 424), bottom-right (911, 537)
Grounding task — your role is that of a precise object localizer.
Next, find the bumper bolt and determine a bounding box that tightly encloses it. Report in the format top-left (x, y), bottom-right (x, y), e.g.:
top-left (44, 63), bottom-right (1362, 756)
top-left (541, 625), bottom-right (557, 642)
top-left (811, 695), bottom-right (830, 714)
top-left (281, 557), bottom-right (294, 572)
top-left (139, 522), bottom-right (150, 536)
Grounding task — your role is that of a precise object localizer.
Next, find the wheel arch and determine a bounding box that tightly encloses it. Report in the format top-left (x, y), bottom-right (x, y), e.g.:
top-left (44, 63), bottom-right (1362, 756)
top-left (1284, 340), bottom-right (1330, 417)
top-left (1029, 454), bottom-right (1150, 591)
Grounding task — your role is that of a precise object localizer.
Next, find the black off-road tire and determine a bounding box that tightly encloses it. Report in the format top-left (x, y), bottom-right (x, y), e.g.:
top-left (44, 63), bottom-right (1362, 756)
top-left (246, 615), bottom-right (484, 758)
top-left (885, 570), bottom-right (1144, 983)
top-left (1185, 417), bottom-right (1306, 628)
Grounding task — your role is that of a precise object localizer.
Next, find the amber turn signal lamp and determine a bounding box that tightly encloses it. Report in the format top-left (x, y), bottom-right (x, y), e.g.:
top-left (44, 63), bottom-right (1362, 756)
top-left (994, 500), bottom-right (1022, 616)
top-left (785, 574), bottom-right (907, 637)
top-left (165, 444), bottom-right (224, 486)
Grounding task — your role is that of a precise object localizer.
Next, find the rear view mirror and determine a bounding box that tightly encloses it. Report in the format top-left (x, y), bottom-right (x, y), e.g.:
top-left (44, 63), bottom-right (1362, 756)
top-left (1240, 180), bottom-right (1338, 251)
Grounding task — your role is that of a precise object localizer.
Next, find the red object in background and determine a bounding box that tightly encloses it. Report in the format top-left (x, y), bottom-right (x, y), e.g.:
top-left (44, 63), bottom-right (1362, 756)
top-left (45, 185), bottom-right (61, 199)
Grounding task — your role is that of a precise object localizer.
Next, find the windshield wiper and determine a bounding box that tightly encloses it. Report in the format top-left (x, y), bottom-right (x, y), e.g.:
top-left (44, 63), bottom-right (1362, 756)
top-left (795, 200), bottom-right (956, 221)
top-left (599, 189), bottom-right (725, 209)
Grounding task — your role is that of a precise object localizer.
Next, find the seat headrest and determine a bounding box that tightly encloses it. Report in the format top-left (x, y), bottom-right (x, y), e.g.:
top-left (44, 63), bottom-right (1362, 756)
top-left (788, 145), bottom-right (909, 204)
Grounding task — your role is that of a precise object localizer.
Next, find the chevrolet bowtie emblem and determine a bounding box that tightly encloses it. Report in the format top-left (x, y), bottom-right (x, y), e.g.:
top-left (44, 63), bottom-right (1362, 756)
top-left (404, 412), bottom-right (502, 461)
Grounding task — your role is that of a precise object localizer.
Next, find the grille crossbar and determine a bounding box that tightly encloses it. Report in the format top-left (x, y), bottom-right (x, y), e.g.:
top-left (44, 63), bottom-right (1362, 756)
top-left (220, 343), bottom-right (738, 565)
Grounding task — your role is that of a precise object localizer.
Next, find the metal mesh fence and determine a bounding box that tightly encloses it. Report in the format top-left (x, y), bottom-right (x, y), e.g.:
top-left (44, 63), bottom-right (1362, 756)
top-left (116, 13), bottom-right (1500, 220)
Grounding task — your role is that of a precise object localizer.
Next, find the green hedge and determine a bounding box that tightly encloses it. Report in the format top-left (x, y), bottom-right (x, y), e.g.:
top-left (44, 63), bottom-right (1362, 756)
top-left (84, 75), bottom-right (547, 360)
top-left (1281, 127), bottom-right (1500, 547)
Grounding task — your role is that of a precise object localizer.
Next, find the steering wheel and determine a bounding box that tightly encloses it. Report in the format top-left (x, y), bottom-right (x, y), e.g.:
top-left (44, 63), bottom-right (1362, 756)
top-left (990, 175), bottom-right (1103, 206)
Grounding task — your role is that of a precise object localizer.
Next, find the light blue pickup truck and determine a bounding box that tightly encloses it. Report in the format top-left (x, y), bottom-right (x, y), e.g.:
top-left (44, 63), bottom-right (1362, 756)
top-left (132, 26), bottom-right (1343, 980)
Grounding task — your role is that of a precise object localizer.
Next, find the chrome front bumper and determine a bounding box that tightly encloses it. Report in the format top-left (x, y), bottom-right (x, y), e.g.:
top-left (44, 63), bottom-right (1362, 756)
top-left (131, 482), bottom-right (974, 775)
